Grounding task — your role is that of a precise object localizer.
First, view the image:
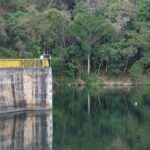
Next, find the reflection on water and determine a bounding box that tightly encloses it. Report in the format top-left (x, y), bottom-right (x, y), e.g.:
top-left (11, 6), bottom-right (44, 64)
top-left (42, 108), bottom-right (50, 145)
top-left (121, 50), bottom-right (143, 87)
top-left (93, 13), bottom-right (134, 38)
top-left (54, 86), bottom-right (150, 150)
top-left (0, 112), bottom-right (52, 150)
top-left (1, 86), bottom-right (150, 150)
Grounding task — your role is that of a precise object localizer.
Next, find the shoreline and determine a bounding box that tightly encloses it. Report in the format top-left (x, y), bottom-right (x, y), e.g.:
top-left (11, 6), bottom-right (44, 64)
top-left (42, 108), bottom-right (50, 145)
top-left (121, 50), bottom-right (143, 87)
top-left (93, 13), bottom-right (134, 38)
top-left (54, 75), bottom-right (150, 88)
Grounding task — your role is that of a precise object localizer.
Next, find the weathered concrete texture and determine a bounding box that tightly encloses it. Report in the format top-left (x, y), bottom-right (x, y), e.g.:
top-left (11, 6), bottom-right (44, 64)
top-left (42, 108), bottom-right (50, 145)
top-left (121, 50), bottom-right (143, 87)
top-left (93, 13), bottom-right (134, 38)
top-left (0, 68), bottom-right (52, 113)
top-left (0, 112), bottom-right (52, 150)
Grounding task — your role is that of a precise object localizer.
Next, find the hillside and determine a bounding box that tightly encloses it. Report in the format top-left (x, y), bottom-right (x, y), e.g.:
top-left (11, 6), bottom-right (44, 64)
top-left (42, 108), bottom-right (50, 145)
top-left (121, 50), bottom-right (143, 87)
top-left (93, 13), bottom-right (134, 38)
top-left (0, 0), bottom-right (149, 78)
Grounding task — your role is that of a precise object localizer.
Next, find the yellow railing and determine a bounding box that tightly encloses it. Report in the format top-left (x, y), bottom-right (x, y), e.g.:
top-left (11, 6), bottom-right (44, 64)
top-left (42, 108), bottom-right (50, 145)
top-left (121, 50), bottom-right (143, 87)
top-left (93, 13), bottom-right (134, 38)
top-left (0, 59), bottom-right (49, 68)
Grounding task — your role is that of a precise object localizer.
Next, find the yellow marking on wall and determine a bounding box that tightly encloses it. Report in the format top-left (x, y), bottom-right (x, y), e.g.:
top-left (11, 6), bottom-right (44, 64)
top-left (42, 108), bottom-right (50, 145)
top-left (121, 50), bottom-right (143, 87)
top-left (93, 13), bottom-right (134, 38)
top-left (0, 59), bottom-right (49, 68)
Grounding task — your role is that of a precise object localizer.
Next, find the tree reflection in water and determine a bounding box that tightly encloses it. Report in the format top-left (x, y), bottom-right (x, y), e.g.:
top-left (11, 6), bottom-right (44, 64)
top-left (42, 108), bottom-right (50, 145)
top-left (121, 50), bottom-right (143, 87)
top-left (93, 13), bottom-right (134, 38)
top-left (1, 86), bottom-right (150, 150)
top-left (0, 112), bottom-right (52, 150)
top-left (54, 86), bottom-right (150, 150)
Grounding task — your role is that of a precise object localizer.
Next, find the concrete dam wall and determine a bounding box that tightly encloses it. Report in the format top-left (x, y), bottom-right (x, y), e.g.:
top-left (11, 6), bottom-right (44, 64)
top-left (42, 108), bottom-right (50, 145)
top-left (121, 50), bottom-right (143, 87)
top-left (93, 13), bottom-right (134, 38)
top-left (0, 68), bottom-right (52, 113)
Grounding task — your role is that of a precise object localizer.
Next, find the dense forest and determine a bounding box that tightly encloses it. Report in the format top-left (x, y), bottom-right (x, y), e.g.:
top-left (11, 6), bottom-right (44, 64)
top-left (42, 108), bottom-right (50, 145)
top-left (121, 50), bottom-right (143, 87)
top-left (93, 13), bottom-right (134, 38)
top-left (0, 0), bottom-right (150, 78)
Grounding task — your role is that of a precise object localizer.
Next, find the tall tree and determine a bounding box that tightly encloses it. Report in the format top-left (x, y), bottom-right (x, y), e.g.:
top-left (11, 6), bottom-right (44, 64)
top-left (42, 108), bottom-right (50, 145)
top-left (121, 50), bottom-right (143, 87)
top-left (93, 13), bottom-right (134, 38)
top-left (71, 12), bottom-right (115, 75)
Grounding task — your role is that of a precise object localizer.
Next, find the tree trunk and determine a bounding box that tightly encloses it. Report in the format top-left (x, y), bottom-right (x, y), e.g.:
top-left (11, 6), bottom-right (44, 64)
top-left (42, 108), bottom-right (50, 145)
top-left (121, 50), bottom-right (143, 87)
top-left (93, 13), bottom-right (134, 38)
top-left (88, 53), bottom-right (91, 75)
top-left (98, 60), bottom-right (102, 73)
top-left (105, 63), bottom-right (108, 73)
top-left (124, 59), bottom-right (129, 73)
top-left (87, 0), bottom-right (90, 5)
top-left (88, 93), bottom-right (91, 115)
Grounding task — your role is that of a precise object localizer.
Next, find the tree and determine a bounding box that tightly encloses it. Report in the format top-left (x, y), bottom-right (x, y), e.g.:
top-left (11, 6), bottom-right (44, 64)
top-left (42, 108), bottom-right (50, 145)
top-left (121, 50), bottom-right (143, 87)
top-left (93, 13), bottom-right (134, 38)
top-left (6, 8), bottom-right (71, 57)
top-left (138, 0), bottom-right (150, 21)
top-left (28, 8), bottom-right (71, 55)
top-left (0, 17), bottom-right (7, 46)
top-left (7, 11), bottom-right (34, 57)
top-left (106, 0), bottom-right (136, 32)
top-left (71, 11), bottom-right (115, 75)
top-left (125, 22), bottom-right (150, 72)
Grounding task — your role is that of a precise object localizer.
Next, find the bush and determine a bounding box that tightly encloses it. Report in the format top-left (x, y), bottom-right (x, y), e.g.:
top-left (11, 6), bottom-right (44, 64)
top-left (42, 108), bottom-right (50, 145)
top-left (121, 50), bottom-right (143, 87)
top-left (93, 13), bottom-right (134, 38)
top-left (129, 62), bottom-right (143, 80)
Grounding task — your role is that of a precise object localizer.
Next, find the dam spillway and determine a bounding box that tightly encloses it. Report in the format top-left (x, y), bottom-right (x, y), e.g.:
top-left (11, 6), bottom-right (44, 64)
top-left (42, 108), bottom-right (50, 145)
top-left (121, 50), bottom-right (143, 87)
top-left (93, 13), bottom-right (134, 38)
top-left (0, 59), bottom-right (52, 113)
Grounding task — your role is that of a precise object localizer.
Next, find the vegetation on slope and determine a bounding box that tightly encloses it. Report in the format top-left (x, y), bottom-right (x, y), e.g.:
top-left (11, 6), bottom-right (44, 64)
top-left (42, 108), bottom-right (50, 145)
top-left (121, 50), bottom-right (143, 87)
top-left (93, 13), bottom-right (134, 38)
top-left (0, 0), bottom-right (150, 79)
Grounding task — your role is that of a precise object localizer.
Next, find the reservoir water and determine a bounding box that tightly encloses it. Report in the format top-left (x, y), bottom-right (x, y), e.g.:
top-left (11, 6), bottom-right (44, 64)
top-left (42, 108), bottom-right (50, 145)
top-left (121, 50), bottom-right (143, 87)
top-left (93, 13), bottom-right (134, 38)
top-left (54, 86), bottom-right (150, 150)
top-left (0, 86), bottom-right (150, 150)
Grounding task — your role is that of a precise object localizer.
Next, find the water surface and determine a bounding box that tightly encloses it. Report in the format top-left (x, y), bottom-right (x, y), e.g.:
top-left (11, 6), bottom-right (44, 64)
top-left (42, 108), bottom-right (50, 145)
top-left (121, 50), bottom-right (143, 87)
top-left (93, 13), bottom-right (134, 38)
top-left (0, 86), bottom-right (150, 150)
top-left (0, 112), bottom-right (52, 150)
top-left (54, 86), bottom-right (150, 150)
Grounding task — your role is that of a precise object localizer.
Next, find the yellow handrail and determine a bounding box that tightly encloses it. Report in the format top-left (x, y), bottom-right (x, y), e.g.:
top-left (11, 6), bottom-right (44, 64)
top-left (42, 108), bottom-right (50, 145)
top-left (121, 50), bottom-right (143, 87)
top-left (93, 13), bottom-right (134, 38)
top-left (0, 59), bottom-right (49, 68)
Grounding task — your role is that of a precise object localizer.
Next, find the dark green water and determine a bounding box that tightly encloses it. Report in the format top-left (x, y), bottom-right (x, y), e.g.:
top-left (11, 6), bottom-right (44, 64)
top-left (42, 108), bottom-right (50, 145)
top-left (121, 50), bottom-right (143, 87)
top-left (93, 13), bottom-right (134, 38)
top-left (0, 86), bottom-right (150, 150)
top-left (54, 86), bottom-right (150, 150)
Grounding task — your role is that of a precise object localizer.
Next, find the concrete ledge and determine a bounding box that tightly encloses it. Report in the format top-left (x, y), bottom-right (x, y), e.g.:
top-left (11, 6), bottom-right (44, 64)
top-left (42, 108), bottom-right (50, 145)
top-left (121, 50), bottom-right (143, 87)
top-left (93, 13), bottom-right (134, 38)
top-left (0, 58), bottom-right (49, 68)
top-left (0, 107), bottom-right (52, 115)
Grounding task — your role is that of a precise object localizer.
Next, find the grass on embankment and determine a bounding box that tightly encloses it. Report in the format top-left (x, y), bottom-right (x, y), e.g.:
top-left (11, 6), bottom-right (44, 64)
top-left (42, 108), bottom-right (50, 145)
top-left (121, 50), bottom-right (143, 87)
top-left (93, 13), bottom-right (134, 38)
top-left (143, 77), bottom-right (150, 85)
top-left (54, 74), bottom-right (150, 89)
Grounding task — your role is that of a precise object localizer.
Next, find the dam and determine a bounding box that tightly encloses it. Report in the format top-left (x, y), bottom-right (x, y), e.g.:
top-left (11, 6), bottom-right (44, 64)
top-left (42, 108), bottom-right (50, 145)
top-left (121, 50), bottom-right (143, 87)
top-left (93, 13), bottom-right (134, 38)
top-left (0, 59), bottom-right (52, 114)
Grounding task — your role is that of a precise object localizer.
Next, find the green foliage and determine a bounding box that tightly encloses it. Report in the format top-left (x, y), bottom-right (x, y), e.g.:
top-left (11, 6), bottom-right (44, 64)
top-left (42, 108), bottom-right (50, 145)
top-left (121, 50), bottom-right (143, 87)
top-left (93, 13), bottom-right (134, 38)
top-left (71, 11), bottom-right (115, 74)
top-left (0, 47), bottom-right (17, 58)
top-left (129, 62), bottom-right (143, 80)
top-left (0, 17), bottom-right (7, 45)
top-left (138, 0), bottom-right (150, 21)
top-left (73, 1), bottom-right (89, 16)
top-left (0, 0), bottom-right (149, 77)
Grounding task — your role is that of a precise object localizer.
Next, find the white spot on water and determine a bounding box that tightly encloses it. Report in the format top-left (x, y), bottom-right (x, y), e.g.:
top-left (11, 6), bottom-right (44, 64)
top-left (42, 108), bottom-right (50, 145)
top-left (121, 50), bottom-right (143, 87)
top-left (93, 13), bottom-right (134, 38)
top-left (134, 101), bottom-right (138, 107)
